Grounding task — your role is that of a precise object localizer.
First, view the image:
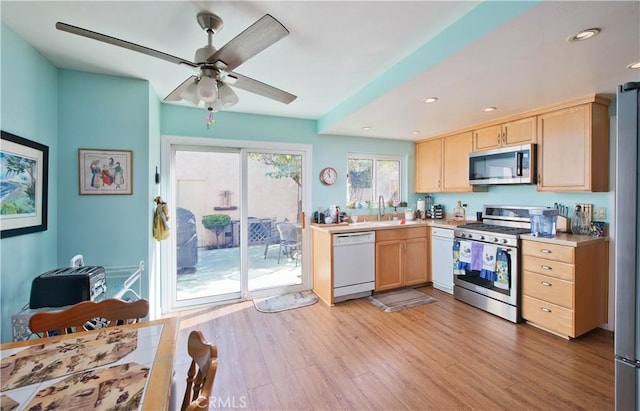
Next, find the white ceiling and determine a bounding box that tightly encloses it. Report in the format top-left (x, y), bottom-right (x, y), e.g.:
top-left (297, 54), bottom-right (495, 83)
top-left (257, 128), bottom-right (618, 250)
top-left (2, 1), bottom-right (639, 141)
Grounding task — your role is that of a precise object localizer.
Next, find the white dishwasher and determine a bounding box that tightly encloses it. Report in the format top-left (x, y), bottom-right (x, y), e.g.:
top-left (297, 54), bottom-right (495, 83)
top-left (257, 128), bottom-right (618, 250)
top-left (333, 231), bottom-right (376, 302)
top-left (431, 227), bottom-right (454, 294)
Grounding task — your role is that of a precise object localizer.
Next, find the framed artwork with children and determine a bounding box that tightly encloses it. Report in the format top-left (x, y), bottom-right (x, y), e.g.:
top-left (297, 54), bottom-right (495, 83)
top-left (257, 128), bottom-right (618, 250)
top-left (78, 148), bottom-right (132, 195)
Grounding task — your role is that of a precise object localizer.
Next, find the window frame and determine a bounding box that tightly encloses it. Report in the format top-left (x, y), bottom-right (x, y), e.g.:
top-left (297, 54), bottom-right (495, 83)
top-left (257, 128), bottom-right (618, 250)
top-left (346, 153), bottom-right (404, 208)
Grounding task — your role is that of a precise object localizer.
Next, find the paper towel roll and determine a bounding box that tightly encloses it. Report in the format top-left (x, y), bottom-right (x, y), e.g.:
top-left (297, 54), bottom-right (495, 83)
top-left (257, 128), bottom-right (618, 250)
top-left (417, 199), bottom-right (426, 213)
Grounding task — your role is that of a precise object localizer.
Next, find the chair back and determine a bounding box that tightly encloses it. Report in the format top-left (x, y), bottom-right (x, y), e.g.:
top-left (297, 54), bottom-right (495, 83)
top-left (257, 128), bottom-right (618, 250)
top-left (29, 298), bottom-right (149, 338)
top-left (276, 222), bottom-right (298, 244)
top-left (182, 330), bottom-right (219, 411)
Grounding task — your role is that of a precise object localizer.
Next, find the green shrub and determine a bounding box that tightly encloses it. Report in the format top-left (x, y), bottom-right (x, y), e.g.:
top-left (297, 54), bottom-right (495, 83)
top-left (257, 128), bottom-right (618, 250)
top-left (202, 214), bottom-right (231, 248)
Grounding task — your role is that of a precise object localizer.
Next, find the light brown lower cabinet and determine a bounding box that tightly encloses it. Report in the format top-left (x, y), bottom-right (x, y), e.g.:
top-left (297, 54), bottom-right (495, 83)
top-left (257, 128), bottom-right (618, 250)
top-left (375, 227), bottom-right (429, 291)
top-left (521, 237), bottom-right (608, 338)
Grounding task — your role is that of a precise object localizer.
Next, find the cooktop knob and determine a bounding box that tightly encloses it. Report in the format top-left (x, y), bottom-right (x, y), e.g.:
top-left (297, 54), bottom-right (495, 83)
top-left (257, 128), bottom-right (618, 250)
top-left (493, 238), bottom-right (499, 242)
top-left (502, 239), bottom-right (508, 244)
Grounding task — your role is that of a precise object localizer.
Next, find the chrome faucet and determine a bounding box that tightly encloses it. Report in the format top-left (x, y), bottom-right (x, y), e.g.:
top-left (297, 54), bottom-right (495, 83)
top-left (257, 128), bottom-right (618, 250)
top-left (377, 195), bottom-right (385, 221)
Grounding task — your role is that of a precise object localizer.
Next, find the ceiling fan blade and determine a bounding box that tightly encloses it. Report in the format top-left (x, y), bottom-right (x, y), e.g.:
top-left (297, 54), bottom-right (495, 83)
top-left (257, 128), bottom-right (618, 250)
top-left (229, 72), bottom-right (297, 104)
top-left (164, 76), bottom-right (198, 101)
top-left (56, 22), bottom-right (198, 68)
top-left (208, 14), bottom-right (289, 71)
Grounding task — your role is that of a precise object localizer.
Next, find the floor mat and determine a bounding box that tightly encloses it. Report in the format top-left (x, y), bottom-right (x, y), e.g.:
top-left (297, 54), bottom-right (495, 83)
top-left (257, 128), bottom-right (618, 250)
top-left (368, 288), bottom-right (437, 312)
top-left (253, 290), bottom-right (318, 313)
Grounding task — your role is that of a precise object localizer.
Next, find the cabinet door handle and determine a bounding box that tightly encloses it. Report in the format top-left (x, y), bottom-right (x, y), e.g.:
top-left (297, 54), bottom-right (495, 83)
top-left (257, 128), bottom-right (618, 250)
top-left (438, 180), bottom-right (441, 188)
top-left (540, 249), bottom-right (552, 254)
top-left (497, 133), bottom-right (501, 144)
top-left (540, 307), bottom-right (552, 313)
top-left (502, 131), bottom-right (507, 144)
top-left (541, 281), bottom-right (552, 287)
top-left (541, 265), bottom-right (552, 270)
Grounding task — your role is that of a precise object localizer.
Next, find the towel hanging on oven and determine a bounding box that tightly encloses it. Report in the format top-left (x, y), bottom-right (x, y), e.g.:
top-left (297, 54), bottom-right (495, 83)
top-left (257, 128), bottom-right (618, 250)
top-left (494, 249), bottom-right (510, 290)
top-left (479, 244), bottom-right (498, 281)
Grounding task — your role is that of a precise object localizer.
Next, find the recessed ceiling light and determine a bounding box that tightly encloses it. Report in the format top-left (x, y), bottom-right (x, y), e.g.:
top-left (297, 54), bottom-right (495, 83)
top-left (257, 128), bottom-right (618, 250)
top-left (423, 97), bottom-right (438, 104)
top-left (412, 131), bottom-right (420, 135)
top-left (361, 126), bottom-right (372, 131)
top-left (568, 28), bottom-right (601, 42)
top-left (482, 107), bottom-right (497, 112)
top-left (627, 62), bottom-right (640, 69)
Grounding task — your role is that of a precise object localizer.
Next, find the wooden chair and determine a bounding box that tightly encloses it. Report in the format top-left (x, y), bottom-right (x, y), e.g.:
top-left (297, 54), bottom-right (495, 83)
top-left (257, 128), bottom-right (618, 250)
top-left (29, 298), bottom-right (149, 338)
top-left (182, 330), bottom-right (218, 411)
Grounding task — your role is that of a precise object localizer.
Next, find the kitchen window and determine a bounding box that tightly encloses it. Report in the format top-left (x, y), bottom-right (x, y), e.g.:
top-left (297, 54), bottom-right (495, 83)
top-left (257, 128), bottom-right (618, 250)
top-left (346, 154), bottom-right (402, 208)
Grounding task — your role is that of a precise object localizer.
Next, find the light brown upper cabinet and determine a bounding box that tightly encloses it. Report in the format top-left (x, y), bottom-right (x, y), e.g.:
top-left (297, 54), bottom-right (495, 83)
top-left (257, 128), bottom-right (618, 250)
top-left (415, 132), bottom-right (480, 193)
top-left (443, 131), bottom-right (475, 192)
top-left (537, 99), bottom-right (609, 192)
top-left (415, 138), bottom-right (442, 193)
top-left (472, 116), bottom-right (537, 151)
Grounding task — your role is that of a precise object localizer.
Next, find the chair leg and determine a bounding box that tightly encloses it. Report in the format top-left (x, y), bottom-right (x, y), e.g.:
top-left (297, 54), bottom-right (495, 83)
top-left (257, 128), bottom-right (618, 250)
top-left (264, 242), bottom-right (268, 259)
top-left (277, 243), bottom-right (282, 264)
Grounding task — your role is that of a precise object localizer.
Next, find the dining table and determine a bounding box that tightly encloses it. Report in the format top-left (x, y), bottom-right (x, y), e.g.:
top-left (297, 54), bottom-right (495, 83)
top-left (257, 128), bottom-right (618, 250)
top-left (0, 316), bottom-right (179, 411)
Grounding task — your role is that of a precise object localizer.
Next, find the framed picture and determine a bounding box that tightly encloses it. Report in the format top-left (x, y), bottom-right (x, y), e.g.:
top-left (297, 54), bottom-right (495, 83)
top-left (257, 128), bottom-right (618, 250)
top-left (78, 149), bottom-right (133, 195)
top-left (1, 131), bottom-right (49, 238)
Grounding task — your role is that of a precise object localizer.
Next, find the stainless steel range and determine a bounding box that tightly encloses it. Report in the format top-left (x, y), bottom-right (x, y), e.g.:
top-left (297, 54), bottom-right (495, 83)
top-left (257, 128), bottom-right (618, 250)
top-left (453, 205), bottom-right (545, 323)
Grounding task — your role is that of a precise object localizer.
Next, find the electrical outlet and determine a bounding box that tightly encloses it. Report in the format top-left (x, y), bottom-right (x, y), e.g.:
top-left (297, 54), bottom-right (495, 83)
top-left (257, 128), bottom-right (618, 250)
top-left (593, 207), bottom-right (606, 220)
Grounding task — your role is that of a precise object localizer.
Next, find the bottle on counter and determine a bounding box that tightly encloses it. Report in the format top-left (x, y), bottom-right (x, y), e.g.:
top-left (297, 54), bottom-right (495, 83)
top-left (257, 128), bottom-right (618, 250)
top-left (571, 205), bottom-right (590, 235)
top-left (453, 200), bottom-right (466, 221)
top-left (392, 206), bottom-right (399, 220)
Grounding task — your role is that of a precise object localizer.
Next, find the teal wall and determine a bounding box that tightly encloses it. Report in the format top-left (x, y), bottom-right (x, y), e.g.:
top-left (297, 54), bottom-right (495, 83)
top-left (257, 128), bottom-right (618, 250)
top-left (57, 70), bottom-right (153, 292)
top-left (1, 24), bottom-right (59, 342)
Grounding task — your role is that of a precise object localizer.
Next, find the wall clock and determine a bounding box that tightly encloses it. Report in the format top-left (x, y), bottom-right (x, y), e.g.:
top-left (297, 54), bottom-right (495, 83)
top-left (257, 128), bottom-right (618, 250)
top-left (319, 167), bottom-right (337, 185)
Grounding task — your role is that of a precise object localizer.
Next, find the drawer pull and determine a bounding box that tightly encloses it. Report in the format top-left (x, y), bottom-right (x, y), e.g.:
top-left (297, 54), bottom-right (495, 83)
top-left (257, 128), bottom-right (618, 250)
top-left (541, 281), bottom-right (552, 287)
top-left (540, 307), bottom-right (552, 313)
top-left (540, 249), bottom-right (552, 254)
top-left (541, 265), bottom-right (552, 270)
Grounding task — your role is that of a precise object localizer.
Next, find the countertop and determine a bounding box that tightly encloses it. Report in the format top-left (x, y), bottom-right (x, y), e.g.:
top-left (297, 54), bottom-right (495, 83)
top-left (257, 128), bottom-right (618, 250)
top-left (309, 218), bottom-right (466, 234)
top-left (520, 232), bottom-right (609, 246)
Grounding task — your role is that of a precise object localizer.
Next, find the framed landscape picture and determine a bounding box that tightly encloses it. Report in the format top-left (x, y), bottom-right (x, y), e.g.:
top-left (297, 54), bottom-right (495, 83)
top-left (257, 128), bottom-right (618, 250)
top-left (1, 131), bottom-right (49, 238)
top-left (79, 149), bottom-right (133, 195)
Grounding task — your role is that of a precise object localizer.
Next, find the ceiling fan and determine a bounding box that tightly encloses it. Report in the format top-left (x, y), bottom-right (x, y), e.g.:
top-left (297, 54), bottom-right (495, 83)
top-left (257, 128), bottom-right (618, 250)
top-left (56, 11), bottom-right (297, 111)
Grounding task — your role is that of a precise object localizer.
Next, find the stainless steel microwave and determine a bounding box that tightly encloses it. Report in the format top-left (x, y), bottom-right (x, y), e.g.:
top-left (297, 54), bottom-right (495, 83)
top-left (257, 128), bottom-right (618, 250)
top-left (468, 143), bottom-right (536, 185)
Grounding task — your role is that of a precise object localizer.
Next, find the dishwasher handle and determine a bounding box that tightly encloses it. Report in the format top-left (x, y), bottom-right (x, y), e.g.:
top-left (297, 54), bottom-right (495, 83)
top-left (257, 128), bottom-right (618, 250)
top-left (333, 231), bottom-right (376, 246)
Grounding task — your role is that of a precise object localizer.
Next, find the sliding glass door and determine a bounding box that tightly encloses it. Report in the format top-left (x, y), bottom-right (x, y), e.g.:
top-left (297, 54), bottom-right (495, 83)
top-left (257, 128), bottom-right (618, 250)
top-left (161, 137), bottom-right (310, 312)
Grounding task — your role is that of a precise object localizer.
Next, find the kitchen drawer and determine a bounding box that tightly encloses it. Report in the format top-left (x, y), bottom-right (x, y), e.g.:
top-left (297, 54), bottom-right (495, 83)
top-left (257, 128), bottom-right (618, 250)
top-left (522, 271), bottom-right (574, 309)
top-left (522, 295), bottom-right (574, 337)
top-left (522, 256), bottom-right (574, 281)
top-left (522, 240), bottom-right (574, 264)
top-left (376, 227), bottom-right (427, 242)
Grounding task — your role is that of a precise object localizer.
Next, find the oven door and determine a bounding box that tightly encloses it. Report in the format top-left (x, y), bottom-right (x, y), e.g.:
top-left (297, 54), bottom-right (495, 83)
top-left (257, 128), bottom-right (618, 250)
top-left (453, 239), bottom-right (518, 306)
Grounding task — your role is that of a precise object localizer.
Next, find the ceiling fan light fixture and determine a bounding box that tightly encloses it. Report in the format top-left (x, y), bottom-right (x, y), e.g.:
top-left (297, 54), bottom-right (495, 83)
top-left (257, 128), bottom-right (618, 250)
top-left (206, 99), bottom-right (224, 112)
top-left (182, 82), bottom-right (200, 106)
top-left (218, 82), bottom-right (239, 108)
top-left (197, 75), bottom-right (218, 102)
top-left (627, 61), bottom-right (640, 70)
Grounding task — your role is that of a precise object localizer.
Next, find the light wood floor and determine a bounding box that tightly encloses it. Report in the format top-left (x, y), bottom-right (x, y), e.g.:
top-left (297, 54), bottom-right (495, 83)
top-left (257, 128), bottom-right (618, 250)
top-left (171, 286), bottom-right (614, 410)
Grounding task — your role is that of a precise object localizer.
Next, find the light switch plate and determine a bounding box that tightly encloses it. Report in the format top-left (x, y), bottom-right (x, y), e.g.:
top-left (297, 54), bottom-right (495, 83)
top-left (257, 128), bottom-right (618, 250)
top-left (593, 207), bottom-right (606, 220)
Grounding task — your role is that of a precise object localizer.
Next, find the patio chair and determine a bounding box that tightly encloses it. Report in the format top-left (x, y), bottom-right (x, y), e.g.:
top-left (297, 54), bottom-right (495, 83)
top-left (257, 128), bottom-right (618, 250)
top-left (29, 298), bottom-right (150, 338)
top-left (276, 221), bottom-right (301, 266)
top-left (260, 219), bottom-right (280, 259)
top-left (181, 330), bottom-right (218, 411)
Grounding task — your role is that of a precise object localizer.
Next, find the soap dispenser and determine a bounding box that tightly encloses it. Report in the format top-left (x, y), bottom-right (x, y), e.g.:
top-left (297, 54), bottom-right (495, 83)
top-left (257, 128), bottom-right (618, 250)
top-left (392, 206), bottom-right (399, 220)
top-left (453, 201), bottom-right (465, 221)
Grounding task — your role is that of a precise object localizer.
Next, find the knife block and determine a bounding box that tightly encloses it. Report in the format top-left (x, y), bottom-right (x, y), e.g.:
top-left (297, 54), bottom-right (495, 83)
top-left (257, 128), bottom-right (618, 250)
top-left (556, 215), bottom-right (568, 232)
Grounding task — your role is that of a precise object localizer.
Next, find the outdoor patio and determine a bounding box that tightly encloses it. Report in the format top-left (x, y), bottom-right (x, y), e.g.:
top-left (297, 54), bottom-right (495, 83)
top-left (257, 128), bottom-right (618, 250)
top-left (176, 243), bottom-right (302, 300)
